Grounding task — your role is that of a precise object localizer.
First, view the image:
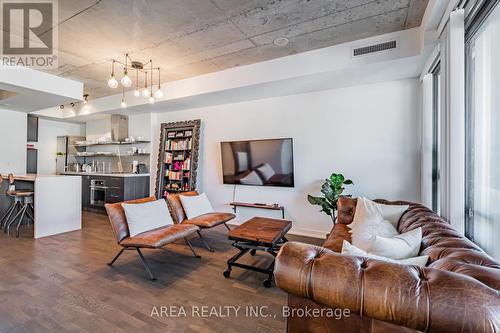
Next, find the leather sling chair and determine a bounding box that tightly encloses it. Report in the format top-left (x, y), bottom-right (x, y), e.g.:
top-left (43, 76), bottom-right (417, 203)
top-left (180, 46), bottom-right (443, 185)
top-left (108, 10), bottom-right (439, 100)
top-left (167, 191), bottom-right (236, 252)
top-left (105, 196), bottom-right (200, 281)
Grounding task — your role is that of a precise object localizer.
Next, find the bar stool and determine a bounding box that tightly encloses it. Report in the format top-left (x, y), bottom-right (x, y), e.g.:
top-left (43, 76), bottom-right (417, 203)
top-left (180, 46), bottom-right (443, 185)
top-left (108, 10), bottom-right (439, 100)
top-left (0, 174), bottom-right (35, 237)
top-left (4, 191), bottom-right (34, 237)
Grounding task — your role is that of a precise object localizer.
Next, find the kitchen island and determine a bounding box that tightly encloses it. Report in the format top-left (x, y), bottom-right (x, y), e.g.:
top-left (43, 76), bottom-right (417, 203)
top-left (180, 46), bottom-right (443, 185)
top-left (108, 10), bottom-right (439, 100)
top-left (0, 174), bottom-right (81, 239)
top-left (61, 172), bottom-right (150, 212)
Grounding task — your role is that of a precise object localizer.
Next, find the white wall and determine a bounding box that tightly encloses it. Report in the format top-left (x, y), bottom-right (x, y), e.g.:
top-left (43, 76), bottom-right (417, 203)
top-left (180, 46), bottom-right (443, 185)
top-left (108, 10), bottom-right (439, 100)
top-left (0, 110), bottom-right (27, 174)
top-left (37, 119), bottom-right (85, 174)
top-left (151, 79), bottom-right (421, 237)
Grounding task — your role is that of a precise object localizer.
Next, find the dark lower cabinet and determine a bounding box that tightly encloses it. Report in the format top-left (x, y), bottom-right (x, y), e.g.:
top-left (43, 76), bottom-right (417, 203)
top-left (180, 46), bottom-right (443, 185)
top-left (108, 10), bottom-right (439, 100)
top-left (82, 176), bottom-right (91, 208)
top-left (80, 175), bottom-right (150, 213)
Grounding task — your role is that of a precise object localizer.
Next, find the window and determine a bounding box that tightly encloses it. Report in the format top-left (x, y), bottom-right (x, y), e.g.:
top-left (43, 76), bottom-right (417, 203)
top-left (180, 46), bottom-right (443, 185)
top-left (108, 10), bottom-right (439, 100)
top-left (465, 1), bottom-right (500, 259)
top-left (431, 63), bottom-right (441, 214)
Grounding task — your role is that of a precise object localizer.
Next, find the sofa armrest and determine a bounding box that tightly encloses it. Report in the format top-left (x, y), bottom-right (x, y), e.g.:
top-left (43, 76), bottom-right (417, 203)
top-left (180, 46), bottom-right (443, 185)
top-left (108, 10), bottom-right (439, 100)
top-left (275, 242), bottom-right (500, 333)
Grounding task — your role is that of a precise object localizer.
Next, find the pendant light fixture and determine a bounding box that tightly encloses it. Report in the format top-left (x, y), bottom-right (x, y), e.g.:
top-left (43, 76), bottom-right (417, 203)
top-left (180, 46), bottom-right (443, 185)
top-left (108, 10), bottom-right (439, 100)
top-left (141, 71), bottom-right (150, 98)
top-left (148, 60), bottom-right (155, 104)
top-left (133, 70), bottom-right (140, 97)
top-left (107, 60), bottom-right (118, 88)
top-left (120, 56), bottom-right (132, 87)
top-left (154, 68), bottom-right (164, 99)
top-left (120, 86), bottom-right (127, 108)
top-left (107, 53), bottom-right (161, 107)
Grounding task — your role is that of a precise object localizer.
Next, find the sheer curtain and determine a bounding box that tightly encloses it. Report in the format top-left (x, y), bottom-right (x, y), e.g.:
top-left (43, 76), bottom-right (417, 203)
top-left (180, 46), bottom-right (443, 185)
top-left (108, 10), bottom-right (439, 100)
top-left (466, 4), bottom-right (500, 260)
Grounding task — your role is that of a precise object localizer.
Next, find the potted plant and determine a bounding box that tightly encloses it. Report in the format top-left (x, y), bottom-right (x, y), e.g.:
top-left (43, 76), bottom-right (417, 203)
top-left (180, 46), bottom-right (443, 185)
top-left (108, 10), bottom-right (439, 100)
top-left (307, 173), bottom-right (353, 224)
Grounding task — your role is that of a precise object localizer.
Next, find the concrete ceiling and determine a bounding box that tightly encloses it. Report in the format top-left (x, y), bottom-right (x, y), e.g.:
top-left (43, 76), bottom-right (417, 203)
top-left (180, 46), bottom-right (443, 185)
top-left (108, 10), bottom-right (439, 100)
top-left (40, 0), bottom-right (428, 99)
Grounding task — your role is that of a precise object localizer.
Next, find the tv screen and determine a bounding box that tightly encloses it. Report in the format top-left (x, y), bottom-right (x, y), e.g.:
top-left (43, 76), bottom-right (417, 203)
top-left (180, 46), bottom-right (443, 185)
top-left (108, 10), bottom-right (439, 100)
top-left (220, 138), bottom-right (294, 187)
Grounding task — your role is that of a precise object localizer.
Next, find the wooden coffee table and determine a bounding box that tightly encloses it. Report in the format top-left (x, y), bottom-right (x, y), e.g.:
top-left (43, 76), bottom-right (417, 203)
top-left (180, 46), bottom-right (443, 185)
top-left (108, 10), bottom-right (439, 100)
top-left (223, 217), bottom-right (292, 288)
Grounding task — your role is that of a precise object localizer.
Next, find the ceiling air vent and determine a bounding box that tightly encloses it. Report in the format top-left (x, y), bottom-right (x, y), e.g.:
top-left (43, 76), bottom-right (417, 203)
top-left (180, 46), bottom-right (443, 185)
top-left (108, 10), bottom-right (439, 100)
top-left (353, 40), bottom-right (397, 57)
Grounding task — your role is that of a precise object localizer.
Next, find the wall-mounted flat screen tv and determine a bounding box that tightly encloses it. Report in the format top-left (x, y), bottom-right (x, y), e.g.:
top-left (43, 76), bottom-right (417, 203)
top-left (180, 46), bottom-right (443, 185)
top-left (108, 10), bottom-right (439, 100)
top-left (220, 138), bottom-right (294, 187)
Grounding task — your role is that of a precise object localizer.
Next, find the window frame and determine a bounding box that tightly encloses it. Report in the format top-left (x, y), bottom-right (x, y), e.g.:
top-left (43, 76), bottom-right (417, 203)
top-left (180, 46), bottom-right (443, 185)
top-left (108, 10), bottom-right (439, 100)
top-left (464, 0), bottom-right (500, 241)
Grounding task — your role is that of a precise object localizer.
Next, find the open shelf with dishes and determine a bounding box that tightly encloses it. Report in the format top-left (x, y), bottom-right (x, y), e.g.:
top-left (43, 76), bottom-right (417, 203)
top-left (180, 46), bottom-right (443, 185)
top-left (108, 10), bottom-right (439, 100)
top-left (155, 120), bottom-right (200, 198)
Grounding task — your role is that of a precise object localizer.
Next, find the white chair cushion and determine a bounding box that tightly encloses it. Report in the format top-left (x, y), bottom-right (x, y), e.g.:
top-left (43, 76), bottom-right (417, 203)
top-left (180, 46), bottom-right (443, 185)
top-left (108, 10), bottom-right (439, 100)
top-left (341, 241), bottom-right (429, 267)
top-left (180, 193), bottom-right (215, 220)
top-left (122, 199), bottom-right (173, 237)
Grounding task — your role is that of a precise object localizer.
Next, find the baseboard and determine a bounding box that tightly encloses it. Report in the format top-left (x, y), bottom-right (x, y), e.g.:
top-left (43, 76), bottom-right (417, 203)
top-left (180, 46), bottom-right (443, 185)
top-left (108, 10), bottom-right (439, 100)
top-left (226, 221), bottom-right (327, 240)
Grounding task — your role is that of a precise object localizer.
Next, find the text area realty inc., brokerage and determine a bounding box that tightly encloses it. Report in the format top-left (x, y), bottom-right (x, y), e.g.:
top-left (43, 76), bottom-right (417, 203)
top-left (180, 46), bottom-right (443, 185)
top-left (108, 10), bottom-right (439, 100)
top-left (150, 305), bottom-right (351, 319)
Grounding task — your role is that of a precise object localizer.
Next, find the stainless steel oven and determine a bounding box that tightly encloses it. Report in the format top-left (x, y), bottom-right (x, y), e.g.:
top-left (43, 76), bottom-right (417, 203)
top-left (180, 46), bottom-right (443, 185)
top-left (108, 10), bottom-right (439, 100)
top-left (90, 179), bottom-right (107, 207)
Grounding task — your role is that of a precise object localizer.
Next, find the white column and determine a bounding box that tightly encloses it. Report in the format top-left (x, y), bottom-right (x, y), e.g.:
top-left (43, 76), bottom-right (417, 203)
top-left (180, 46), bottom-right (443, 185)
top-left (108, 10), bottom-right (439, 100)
top-left (440, 9), bottom-right (465, 233)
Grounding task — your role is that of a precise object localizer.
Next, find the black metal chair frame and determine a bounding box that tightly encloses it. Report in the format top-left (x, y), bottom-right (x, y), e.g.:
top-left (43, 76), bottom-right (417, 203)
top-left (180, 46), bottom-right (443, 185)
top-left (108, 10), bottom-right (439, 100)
top-left (195, 222), bottom-right (231, 252)
top-left (107, 237), bottom-right (200, 281)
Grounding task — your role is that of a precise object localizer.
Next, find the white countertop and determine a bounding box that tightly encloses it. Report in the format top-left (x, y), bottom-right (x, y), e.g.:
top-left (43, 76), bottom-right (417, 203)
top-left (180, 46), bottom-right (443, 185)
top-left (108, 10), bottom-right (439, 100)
top-left (60, 172), bottom-right (150, 177)
top-left (1, 174), bottom-right (81, 181)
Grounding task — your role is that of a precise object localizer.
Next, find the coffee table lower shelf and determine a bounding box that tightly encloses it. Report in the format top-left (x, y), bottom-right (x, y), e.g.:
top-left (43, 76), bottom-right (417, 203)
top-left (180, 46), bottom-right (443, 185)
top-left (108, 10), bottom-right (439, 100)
top-left (223, 237), bottom-right (288, 288)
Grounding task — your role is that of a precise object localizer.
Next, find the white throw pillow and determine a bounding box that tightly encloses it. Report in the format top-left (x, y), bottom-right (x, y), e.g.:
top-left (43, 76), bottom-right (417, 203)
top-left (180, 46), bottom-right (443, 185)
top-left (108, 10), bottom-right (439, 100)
top-left (180, 193), bottom-right (215, 219)
top-left (368, 227), bottom-right (422, 259)
top-left (239, 170), bottom-right (263, 185)
top-left (349, 197), bottom-right (398, 251)
top-left (341, 241), bottom-right (429, 267)
top-left (256, 163), bottom-right (275, 181)
top-left (351, 215), bottom-right (398, 251)
top-left (348, 197), bottom-right (409, 232)
top-left (122, 199), bottom-right (173, 237)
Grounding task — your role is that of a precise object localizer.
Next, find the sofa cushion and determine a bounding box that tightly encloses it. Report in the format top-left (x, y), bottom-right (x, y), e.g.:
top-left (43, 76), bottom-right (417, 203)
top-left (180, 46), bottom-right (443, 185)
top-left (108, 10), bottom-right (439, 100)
top-left (348, 197), bottom-right (399, 251)
top-left (180, 193), bottom-right (215, 219)
top-left (122, 199), bottom-right (173, 237)
top-left (348, 197), bottom-right (408, 231)
top-left (341, 240), bottom-right (429, 267)
top-left (120, 224), bottom-right (199, 248)
top-left (368, 227), bottom-right (422, 260)
top-left (331, 197), bottom-right (500, 290)
top-left (183, 212), bottom-right (235, 228)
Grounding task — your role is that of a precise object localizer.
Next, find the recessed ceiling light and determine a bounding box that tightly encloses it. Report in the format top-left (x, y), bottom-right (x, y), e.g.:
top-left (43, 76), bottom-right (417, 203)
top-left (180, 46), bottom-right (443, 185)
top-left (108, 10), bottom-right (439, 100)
top-left (273, 37), bottom-right (289, 47)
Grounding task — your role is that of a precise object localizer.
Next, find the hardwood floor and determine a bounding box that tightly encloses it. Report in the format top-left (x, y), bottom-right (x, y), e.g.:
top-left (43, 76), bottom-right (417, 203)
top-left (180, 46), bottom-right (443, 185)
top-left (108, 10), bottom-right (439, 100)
top-left (0, 212), bottom-right (323, 333)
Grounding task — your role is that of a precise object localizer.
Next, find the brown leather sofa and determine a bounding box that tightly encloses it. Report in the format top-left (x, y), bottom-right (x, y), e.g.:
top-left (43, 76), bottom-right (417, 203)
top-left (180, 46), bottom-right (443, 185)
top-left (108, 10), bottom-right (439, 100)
top-left (105, 196), bottom-right (200, 280)
top-left (167, 191), bottom-right (235, 251)
top-left (275, 197), bottom-right (500, 333)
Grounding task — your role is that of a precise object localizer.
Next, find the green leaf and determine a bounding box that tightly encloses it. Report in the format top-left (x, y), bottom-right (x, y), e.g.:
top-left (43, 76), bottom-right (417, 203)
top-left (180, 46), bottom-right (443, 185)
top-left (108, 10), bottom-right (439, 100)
top-left (344, 179), bottom-right (353, 185)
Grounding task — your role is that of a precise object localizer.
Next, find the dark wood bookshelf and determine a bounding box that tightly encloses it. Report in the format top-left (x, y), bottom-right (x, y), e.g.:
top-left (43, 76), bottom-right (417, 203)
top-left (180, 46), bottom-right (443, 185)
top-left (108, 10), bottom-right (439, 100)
top-left (155, 120), bottom-right (200, 199)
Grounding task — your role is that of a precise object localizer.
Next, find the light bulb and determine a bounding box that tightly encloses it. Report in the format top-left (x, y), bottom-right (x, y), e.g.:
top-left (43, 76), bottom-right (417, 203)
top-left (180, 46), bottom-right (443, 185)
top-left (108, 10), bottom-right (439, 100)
top-left (120, 100), bottom-right (127, 108)
top-left (141, 87), bottom-right (150, 98)
top-left (133, 89), bottom-right (140, 97)
top-left (121, 74), bottom-right (132, 87)
top-left (154, 88), bottom-right (164, 99)
top-left (148, 96), bottom-right (155, 104)
top-left (107, 76), bottom-right (118, 89)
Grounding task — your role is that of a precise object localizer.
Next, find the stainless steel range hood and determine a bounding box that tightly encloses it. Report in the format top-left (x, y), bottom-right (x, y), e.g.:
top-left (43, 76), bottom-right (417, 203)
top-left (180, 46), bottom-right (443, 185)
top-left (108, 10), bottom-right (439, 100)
top-left (110, 114), bottom-right (129, 142)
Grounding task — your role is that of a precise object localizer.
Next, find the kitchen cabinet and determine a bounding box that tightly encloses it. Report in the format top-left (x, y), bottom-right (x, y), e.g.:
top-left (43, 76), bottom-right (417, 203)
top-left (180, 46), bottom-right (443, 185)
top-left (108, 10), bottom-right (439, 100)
top-left (27, 115), bottom-right (38, 142)
top-left (77, 174), bottom-right (150, 212)
top-left (82, 175), bottom-right (91, 208)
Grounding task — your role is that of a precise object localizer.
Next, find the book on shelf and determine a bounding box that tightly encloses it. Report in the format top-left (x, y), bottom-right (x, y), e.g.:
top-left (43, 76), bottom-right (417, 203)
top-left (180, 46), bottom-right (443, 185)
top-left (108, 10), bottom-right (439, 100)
top-left (168, 170), bottom-right (182, 180)
top-left (182, 158), bottom-right (191, 170)
top-left (165, 139), bottom-right (192, 150)
top-left (164, 152), bottom-right (172, 164)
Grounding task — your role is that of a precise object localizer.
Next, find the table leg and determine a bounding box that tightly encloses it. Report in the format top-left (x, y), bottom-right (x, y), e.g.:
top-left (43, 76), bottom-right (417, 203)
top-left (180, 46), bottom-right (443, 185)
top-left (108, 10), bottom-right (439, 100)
top-left (224, 247), bottom-right (249, 278)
